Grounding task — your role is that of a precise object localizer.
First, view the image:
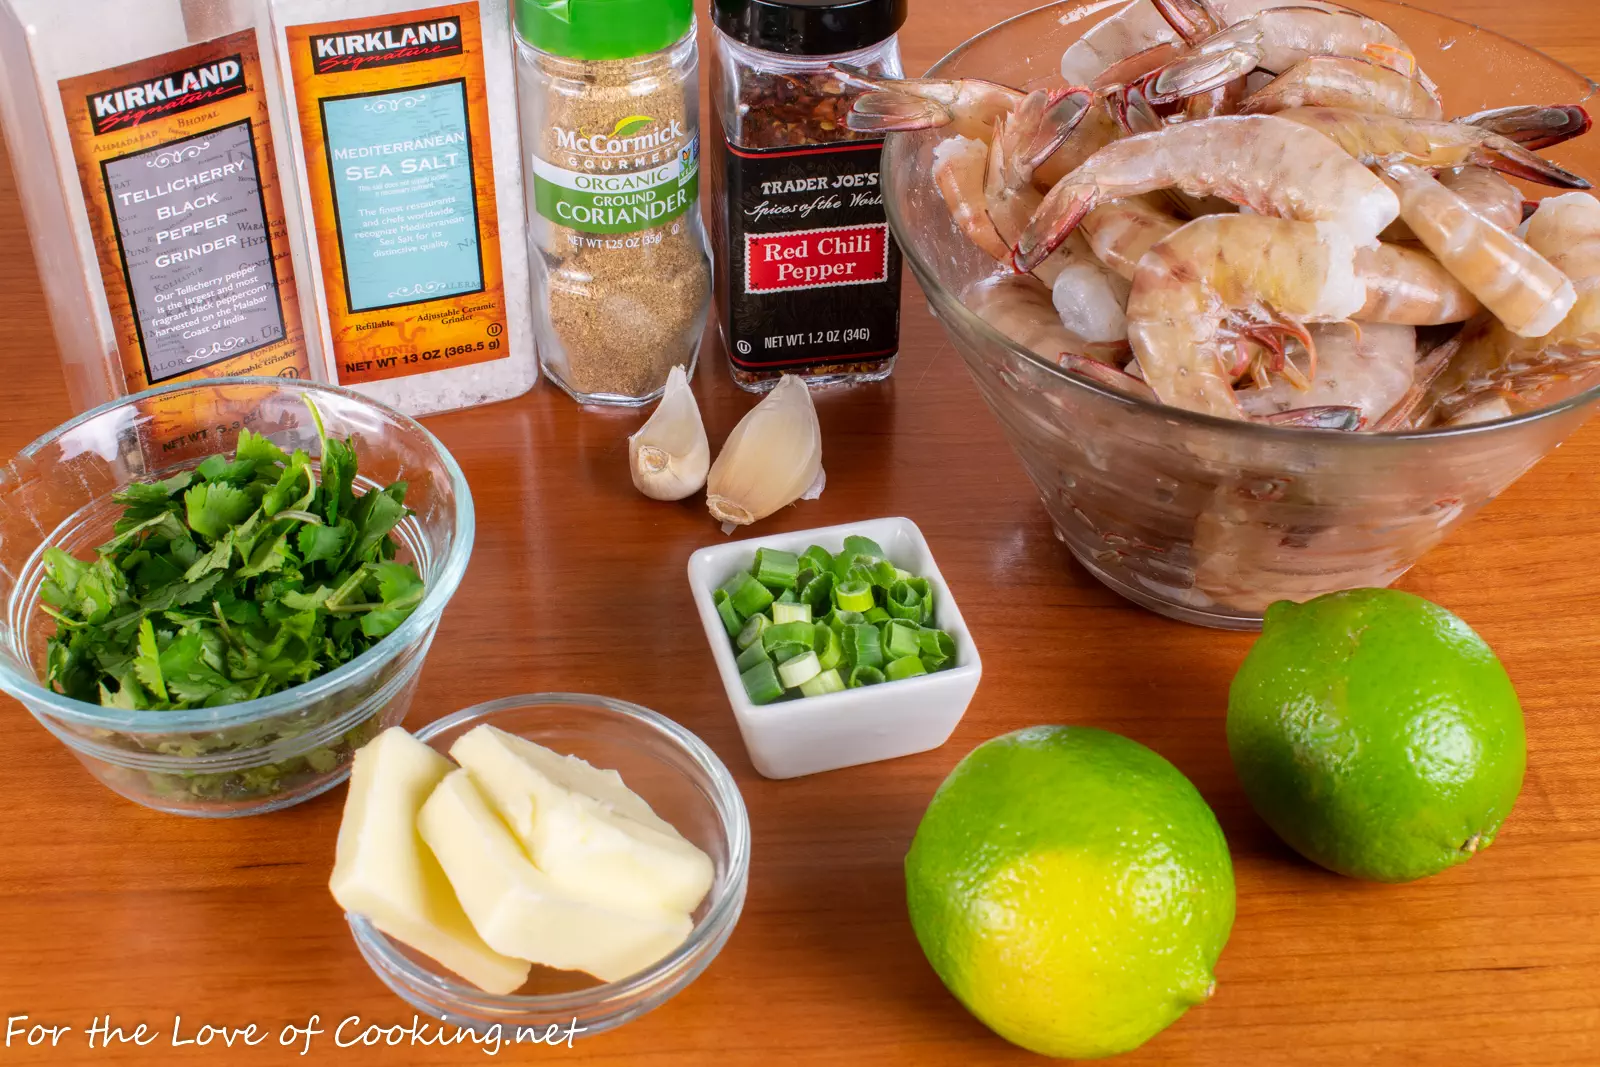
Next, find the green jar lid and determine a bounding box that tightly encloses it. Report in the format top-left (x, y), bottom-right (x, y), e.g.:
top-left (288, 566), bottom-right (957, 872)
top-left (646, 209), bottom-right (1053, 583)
top-left (515, 0), bottom-right (694, 61)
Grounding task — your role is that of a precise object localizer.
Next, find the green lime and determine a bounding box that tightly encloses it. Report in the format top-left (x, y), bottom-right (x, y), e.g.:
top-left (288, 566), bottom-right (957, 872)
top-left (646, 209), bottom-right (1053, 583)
top-left (905, 726), bottom-right (1235, 1060)
top-left (1228, 588), bottom-right (1526, 883)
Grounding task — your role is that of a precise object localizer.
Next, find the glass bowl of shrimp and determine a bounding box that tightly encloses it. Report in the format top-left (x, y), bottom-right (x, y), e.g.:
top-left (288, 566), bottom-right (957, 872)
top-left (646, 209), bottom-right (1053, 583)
top-left (866, 0), bottom-right (1600, 628)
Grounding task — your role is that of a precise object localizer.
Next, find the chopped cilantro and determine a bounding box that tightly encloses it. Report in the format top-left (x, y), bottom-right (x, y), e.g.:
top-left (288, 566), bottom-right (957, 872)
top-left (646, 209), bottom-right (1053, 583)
top-left (40, 401), bottom-right (427, 712)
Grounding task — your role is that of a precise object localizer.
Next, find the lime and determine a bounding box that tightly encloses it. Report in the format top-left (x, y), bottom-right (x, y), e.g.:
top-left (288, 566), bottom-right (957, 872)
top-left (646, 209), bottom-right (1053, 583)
top-left (1228, 588), bottom-right (1526, 883)
top-left (905, 726), bottom-right (1235, 1060)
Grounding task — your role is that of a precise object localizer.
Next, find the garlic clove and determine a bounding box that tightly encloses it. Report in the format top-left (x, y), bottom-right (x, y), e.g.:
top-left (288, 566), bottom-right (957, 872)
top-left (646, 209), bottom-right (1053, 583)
top-left (628, 365), bottom-right (710, 501)
top-left (706, 374), bottom-right (824, 526)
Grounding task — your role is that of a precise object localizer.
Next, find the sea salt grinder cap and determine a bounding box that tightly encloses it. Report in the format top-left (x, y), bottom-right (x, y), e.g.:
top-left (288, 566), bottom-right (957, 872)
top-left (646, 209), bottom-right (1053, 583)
top-left (712, 0), bottom-right (909, 56)
top-left (515, 0), bottom-right (694, 60)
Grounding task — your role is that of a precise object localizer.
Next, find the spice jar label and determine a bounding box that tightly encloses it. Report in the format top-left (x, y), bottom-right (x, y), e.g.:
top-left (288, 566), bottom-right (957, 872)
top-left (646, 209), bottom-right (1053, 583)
top-left (284, 4), bottom-right (509, 386)
top-left (56, 31), bottom-right (311, 390)
top-left (533, 130), bottom-right (700, 234)
top-left (716, 139), bottom-right (902, 372)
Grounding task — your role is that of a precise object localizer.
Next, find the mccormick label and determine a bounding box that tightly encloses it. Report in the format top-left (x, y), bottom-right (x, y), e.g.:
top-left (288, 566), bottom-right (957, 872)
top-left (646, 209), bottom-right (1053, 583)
top-left (716, 139), bottom-right (902, 371)
top-left (58, 32), bottom-right (310, 390)
top-left (286, 3), bottom-right (507, 385)
top-left (534, 120), bottom-right (700, 235)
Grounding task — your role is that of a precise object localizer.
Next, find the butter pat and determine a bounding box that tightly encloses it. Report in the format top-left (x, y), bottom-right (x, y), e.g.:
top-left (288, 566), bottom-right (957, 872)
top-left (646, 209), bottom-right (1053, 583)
top-left (451, 725), bottom-right (715, 917)
top-left (329, 728), bottom-right (530, 995)
top-left (419, 769), bottom-right (695, 983)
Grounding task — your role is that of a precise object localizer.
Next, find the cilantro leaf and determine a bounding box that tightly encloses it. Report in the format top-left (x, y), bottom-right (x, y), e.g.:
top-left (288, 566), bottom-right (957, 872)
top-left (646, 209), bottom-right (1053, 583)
top-left (185, 484), bottom-right (256, 541)
top-left (133, 618), bottom-right (168, 703)
top-left (297, 521), bottom-right (348, 565)
top-left (234, 428), bottom-right (288, 470)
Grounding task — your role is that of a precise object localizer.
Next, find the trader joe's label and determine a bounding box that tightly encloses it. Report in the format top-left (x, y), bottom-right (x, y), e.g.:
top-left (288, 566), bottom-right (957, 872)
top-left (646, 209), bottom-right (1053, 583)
top-left (58, 31), bottom-right (309, 388)
top-left (716, 138), bottom-right (901, 372)
top-left (286, 4), bottom-right (509, 386)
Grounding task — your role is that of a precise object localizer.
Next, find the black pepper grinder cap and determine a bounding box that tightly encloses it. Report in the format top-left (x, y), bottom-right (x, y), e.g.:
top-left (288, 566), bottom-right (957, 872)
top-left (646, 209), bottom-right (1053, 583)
top-left (712, 0), bottom-right (908, 56)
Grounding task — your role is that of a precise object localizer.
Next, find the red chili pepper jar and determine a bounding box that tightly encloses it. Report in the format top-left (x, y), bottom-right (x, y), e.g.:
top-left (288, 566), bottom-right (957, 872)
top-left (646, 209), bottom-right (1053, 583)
top-left (708, 0), bottom-right (908, 392)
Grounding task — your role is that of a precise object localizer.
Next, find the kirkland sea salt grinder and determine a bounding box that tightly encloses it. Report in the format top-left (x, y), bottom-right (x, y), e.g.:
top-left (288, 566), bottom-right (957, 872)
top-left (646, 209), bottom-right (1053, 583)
top-left (268, 0), bottom-right (537, 417)
top-left (710, 0), bottom-right (907, 392)
top-left (0, 0), bottom-right (318, 411)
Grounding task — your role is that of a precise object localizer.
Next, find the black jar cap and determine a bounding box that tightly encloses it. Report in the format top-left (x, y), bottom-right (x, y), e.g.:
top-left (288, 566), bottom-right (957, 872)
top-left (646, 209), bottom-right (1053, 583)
top-left (712, 0), bottom-right (908, 56)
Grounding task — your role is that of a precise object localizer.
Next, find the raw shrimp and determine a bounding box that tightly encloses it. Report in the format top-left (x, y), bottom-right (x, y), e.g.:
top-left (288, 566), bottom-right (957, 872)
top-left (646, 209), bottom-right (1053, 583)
top-left (1125, 214), bottom-right (1367, 419)
top-left (1081, 196), bottom-right (1184, 278)
top-left (1354, 242), bottom-right (1482, 324)
top-left (1439, 166), bottom-right (1523, 233)
top-left (1383, 161), bottom-right (1575, 337)
top-left (1236, 322), bottom-right (1417, 422)
top-left (962, 273), bottom-right (1126, 366)
top-left (1279, 107), bottom-right (1591, 188)
top-left (1195, 5), bottom-right (1423, 81)
top-left (1419, 193), bottom-right (1600, 424)
top-left (1060, 0), bottom-right (1222, 85)
top-left (931, 136), bottom-right (1012, 262)
top-left (1059, 0), bottom-right (1357, 84)
top-left (1523, 191), bottom-right (1600, 348)
top-left (1240, 55), bottom-right (1441, 119)
top-left (1014, 114), bottom-right (1399, 270)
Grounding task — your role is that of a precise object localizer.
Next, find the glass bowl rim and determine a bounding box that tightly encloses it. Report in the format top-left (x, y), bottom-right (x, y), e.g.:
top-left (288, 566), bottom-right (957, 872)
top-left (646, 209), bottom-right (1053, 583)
top-left (882, 0), bottom-right (1600, 443)
top-left (0, 376), bottom-right (476, 733)
top-left (347, 692), bottom-right (752, 1015)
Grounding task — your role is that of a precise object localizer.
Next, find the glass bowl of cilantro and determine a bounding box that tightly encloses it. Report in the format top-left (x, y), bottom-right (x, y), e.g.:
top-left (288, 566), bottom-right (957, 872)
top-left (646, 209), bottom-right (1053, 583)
top-left (0, 378), bottom-right (474, 816)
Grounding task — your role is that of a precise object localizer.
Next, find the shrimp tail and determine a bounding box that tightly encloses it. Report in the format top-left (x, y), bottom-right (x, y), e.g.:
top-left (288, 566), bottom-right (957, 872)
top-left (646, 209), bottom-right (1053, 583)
top-left (1150, 0), bottom-right (1224, 45)
top-left (1459, 104), bottom-right (1593, 151)
top-left (1059, 353), bottom-right (1159, 400)
top-left (1014, 183), bottom-right (1095, 272)
top-left (1470, 134), bottom-right (1593, 190)
top-left (1145, 42), bottom-right (1264, 105)
top-left (1258, 406), bottom-right (1366, 431)
top-left (1008, 89), bottom-right (1096, 185)
top-left (846, 92), bottom-right (953, 133)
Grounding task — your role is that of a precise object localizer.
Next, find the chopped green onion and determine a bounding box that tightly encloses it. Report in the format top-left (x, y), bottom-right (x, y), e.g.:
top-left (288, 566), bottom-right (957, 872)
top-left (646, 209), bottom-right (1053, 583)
top-left (919, 628), bottom-right (956, 669)
top-left (814, 623), bottom-right (844, 670)
top-left (798, 571), bottom-right (833, 610)
top-left (728, 573), bottom-right (774, 617)
top-left (754, 548), bottom-right (801, 590)
top-left (843, 534), bottom-right (885, 560)
top-left (741, 660), bottom-right (785, 704)
top-left (714, 591), bottom-right (743, 637)
top-left (772, 601), bottom-right (811, 625)
top-left (778, 650), bottom-right (822, 688)
top-left (736, 612), bottom-right (770, 650)
top-left (799, 668), bottom-right (846, 698)
top-left (763, 620), bottom-right (816, 652)
top-left (885, 655), bottom-right (928, 681)
top-left (849, 665), bottom-right (886, 688)
top-left (884, 619), bottom-right (923, 660)
top-left (835, 579), bottom-right (874, 612)
top-left (845, 623), bottom-right (884, 669)
top-left (801, 545), bottom-right (834, 577)
top-left (736, 640), bottom-right (771, 673)
top-left (719, 536), bottom-right (957, 703)
top-left (767, 641), bottom-right (808, 665)
top-left (886, 580), bottom-right (923, 620)
top-left (869, 560), bottom-right (899, 589)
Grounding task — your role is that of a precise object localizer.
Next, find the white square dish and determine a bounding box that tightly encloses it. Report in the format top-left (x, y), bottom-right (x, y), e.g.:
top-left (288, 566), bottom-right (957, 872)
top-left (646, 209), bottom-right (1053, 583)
top-left (687, 517), bottom-right (982, 779)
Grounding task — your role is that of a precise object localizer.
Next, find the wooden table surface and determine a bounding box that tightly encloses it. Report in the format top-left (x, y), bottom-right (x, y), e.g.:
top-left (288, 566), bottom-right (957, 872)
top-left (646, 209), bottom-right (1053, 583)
top-left (3, 2), bottom-right (1600, 1064)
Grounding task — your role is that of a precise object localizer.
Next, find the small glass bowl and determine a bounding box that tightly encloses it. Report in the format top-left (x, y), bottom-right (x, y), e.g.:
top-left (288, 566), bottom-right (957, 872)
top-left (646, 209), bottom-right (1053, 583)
top-left (347, 693), bottom-right (750, 1039)
top-left (0, 378), bottom-right (474, 816)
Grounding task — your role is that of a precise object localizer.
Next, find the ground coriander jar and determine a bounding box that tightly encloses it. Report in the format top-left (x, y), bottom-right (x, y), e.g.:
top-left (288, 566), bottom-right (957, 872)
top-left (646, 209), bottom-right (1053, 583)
top-left (709, 0), bottom-right (907, 393)
top-left (515, 0), bottom-right (712, 406)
